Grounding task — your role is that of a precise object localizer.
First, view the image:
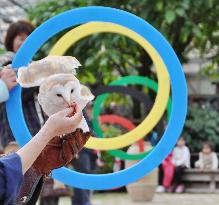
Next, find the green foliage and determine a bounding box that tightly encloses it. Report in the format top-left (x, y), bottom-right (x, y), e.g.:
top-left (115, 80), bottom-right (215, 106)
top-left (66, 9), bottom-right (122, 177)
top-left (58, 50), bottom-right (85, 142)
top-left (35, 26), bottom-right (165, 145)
top-left (0, 48), bottom-right (6, 55)
top-left (102, 124), bottom-right (123, 139)
top-left (98, 151), bottom-right (114, 174)
top-left (27, 1), bottom-right (219, 155)
top-left (101, 94), bottom-right (132, 109)
top-left (97, 125), bottom-right (122, 174)
top-left (27, 0), bottom-right (219, 83)
top-left (183, 104), bottom-right (219, 152)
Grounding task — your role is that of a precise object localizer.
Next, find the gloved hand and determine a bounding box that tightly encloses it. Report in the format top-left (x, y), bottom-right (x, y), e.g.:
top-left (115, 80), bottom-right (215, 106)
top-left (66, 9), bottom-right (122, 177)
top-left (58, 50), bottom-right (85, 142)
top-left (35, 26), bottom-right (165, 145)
top-left (33, 128), bottom-right (90, 175)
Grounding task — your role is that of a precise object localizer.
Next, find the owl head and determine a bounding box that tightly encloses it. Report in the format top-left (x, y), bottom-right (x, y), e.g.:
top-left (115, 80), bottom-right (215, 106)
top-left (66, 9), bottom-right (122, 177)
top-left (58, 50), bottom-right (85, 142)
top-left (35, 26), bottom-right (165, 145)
top-left (17, 56), bottom-right (94, 117)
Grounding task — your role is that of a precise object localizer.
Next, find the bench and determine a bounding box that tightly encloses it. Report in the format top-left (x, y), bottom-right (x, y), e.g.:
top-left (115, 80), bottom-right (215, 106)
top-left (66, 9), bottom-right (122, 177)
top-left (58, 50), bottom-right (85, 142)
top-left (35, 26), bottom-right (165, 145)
top-left (183, 169), bottom-right (219, 193)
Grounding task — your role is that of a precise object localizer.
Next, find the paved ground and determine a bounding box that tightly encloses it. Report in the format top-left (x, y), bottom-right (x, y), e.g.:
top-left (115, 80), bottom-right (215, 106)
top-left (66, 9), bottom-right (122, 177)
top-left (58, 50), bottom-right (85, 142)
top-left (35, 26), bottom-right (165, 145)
top-left (43, 193), bottom-right (219, 205)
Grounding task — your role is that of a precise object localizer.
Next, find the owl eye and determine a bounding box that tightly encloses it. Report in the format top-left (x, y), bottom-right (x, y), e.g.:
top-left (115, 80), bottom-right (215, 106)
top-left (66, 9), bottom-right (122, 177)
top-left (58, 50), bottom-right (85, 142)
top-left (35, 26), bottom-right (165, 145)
top-left (71, 89), bottom-right (74, 94)
top-left (56, 94), bottom-right (62, 97)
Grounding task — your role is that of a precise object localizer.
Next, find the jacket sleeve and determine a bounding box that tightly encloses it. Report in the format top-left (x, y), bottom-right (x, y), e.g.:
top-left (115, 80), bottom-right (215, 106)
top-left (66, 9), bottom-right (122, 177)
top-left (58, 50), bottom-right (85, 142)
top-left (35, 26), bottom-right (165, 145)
top-left (0, 153), bottom-right (24, 205)
top-left (194, 152), bottom-right (203, 169)
top-left (0, 79), bottom-right (9, 103)
top-left (212, 152), bottom-right (219, 170)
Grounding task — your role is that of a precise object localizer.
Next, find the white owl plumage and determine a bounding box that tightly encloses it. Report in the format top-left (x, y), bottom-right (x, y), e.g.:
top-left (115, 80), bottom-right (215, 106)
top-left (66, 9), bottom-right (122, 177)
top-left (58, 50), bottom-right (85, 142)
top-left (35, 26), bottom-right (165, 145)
top-left (17, 56), bottom-right (94, 132)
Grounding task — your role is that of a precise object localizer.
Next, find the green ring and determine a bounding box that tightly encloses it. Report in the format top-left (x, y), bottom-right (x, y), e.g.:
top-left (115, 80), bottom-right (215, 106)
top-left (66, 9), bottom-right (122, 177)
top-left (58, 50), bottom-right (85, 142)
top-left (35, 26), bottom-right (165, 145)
top-left (92, 76), bottom-right (172, 160)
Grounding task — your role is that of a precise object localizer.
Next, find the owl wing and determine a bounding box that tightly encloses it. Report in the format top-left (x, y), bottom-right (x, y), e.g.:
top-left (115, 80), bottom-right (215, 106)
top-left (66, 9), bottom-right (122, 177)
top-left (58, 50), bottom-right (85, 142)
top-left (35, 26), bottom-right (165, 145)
top-left (17, 56), bottom-right (81, 88)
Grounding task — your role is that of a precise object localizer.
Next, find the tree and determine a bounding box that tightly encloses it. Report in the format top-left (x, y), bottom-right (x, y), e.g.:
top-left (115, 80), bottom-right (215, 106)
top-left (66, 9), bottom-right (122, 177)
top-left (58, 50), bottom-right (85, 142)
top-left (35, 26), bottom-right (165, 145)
top-left (28, 0), bottom-right (219, 82)
top-left (183, 103), bottom-right (219, 152)
top-left (27, 0), bottom-right (219, 121)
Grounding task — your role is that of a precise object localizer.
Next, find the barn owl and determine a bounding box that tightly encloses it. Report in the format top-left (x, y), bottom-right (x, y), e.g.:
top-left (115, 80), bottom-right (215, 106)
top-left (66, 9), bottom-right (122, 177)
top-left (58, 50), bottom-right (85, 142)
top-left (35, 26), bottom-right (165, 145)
top-left (17, 56), bottom-right (94, 132)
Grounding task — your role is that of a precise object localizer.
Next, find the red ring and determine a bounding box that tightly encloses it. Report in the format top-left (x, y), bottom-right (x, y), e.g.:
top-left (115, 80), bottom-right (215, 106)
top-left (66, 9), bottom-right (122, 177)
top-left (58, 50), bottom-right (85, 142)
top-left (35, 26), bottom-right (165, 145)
top-left (99, 114), bottom-right (145, 152)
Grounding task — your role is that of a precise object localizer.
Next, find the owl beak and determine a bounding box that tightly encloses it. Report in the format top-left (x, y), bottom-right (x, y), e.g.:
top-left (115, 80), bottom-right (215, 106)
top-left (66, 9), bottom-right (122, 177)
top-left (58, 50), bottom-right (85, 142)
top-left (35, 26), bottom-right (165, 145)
top-left (62, 93), bottom-right (71, 105)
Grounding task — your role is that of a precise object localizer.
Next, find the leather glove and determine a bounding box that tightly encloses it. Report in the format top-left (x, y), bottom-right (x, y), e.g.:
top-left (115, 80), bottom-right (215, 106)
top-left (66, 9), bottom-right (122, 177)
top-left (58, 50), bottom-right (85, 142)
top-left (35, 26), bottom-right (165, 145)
top-left (33, 128), bottom-right (90, 175)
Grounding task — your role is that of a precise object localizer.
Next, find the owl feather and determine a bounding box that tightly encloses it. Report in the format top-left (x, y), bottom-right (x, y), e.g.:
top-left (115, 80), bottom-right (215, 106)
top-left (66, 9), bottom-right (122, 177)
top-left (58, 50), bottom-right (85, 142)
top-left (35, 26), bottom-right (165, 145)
top-left (17, 56), bottom-right (81, 87)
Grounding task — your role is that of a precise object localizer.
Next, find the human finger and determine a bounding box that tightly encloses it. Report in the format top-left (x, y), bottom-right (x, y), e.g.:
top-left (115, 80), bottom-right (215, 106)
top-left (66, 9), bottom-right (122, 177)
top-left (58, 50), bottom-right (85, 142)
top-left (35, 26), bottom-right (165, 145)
top-left (57, 107), bottom-right (75, 117)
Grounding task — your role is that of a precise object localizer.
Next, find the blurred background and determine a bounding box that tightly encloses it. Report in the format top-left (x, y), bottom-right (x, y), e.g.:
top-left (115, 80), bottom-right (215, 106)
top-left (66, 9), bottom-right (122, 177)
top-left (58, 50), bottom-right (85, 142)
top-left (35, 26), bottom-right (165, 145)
top-left (0, 0), bottom-right (219, 204)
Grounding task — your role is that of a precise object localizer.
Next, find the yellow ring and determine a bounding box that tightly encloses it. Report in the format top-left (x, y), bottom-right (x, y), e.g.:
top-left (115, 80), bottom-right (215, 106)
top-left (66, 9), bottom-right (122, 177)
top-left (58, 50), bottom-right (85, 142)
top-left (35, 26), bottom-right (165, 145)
top-left (49, 22), bottom-right (170, 150)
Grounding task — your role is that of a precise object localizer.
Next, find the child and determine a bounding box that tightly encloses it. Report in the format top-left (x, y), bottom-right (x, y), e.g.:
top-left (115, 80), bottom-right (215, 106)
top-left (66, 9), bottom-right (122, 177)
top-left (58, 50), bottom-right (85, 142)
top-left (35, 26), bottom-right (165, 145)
top-left (162, 152), bottom-right (175, 190)
top-left (156, 152), bottom-right (175, 193)
top-left (195, 143), bottom-right (218, 170)
top-left (171, 136), bottom-right (190, 193)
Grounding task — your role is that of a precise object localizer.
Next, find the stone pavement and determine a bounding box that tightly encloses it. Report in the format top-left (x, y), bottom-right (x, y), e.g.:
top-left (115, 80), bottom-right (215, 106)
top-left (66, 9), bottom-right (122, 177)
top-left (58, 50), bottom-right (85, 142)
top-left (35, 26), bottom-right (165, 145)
top-left (44, 193), bottom-right (219, 205)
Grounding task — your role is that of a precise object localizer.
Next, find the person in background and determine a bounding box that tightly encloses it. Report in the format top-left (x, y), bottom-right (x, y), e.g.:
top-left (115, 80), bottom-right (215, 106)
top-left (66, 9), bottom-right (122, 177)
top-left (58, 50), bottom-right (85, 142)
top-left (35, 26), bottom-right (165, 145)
top-left (0, 20), bottom-right (60, 205)
top-left (0, 106), bottom-right (82, 205)
top-left (0, 20), bottom-right (38, 152)
top-left (0, 48), bottom-right (18, 162)
top-left (0, 19), bottom-right (32, 102)
top-left (72, 102), bottom-right (97, 205)
top-left (156, 165), bottom-right (165, 193)
top-left (171, 136), bottom-right (190, 193)
top-left (156, 151), bottom-right (175, 193)
top-left (195, 142), bottom-right (218, 170)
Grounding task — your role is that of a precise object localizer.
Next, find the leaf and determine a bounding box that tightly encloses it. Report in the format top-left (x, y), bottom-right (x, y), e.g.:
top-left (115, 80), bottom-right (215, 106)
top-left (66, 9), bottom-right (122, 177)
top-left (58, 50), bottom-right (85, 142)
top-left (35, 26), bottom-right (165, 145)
top-left (110, 50), bottom-right (120, 64)
top-left (180, 26), bottom-right (190, 42)
top-left (175, 8), bottom-right (186, 17)
top-left (180, 0), bottom-right (190, 10)
top-left (192, 26), bottom-right (202, 38)
top-left (79, 71), bottom-right (97, 84)
top-left (99, 57), bottom-right (108, 67)
top-left (156, 1), bottom-right (163, 11)
top-left (165, 10), bottom-right (176, 24)
top-left (208, 0), bottom-right (214, 7)
top-left (84, 57), bottom-right (95, 67)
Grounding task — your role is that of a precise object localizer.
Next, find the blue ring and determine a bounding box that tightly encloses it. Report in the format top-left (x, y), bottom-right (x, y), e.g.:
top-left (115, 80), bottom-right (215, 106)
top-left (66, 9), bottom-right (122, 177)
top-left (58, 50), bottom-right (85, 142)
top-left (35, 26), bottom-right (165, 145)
top-left (6, 6), bottom-right (187, 190)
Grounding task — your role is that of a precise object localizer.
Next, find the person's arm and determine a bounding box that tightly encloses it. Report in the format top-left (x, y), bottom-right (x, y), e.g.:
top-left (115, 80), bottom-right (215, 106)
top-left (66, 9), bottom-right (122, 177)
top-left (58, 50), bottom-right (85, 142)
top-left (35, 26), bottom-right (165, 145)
top-left (212, 152), bottom-right (219, 170)
top-left (195, 152), bottom-right (203, 169)
top-left (174, 147), bottom-right (190, 167)
top-left (0, 106), bottom-right (82, 204)
top-left (17, 106), bottom-right (82, 174)
top-left (0, 153), bottom-right (23, 204)
top-left (178, 147), bottom-right (190, 167)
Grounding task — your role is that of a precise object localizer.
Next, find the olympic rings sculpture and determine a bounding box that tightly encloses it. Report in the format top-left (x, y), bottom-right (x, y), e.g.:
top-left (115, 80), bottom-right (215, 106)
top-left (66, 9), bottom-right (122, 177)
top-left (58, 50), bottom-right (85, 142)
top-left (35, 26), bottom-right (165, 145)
top-left (92, 76), bottom-right (172, 160)
top-left (93, 84), bottom-right (153, 160)
top-left (99, 114), bottom-right (148, 159)
top-left (6, 6), bottom-right (187, 190)
top-left (49, 21), bottom-right (170, 150)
